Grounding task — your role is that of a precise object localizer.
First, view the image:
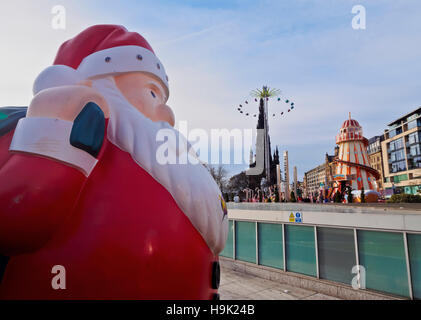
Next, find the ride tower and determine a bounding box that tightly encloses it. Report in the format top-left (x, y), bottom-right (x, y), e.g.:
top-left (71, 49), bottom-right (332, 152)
top-left (333, 113), bottom-right (380, 201)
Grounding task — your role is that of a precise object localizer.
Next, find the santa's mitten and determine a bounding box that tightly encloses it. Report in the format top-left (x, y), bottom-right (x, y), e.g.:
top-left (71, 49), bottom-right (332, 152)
top-left (70, 102), bottom-right (105, 158)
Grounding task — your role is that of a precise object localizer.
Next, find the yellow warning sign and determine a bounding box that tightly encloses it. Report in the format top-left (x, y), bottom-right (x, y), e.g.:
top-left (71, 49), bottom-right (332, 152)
top-left (289, 213), bottom-right (295, 222)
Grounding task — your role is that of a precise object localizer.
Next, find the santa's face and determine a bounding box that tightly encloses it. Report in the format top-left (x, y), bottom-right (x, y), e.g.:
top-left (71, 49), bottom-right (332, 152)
top-left (114, 72), bottom-right (175, 127)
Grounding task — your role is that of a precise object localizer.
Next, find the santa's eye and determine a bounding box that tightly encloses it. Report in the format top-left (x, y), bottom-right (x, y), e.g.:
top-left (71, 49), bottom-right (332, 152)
top-left (151, 91), bottom-right (156, 98)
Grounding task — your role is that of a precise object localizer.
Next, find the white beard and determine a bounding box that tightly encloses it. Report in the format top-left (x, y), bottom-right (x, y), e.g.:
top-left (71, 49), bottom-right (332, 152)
top-left (91, 77), bottom-right (228, 255)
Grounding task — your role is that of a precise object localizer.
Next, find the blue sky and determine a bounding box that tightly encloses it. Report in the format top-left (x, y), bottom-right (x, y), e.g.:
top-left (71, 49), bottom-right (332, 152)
top-left (1, 0), bottom-right (421, 180)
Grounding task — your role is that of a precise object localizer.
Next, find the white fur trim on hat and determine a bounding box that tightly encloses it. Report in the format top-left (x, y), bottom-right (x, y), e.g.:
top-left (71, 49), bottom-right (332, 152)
top-left (33, 65), bottom-right (84, 95)
top-left (77, 45), bottom-right (169, 100)
top-left (33, 45), bottom-right (169, 100)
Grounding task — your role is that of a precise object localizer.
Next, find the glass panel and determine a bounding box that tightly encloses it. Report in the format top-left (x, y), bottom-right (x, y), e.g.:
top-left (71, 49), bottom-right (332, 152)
top-left (391, 160), bottom-right (407, 173)
top-left (408, 120), bottom-right (417, 130)
top-left (258, 223), bottom-right (283, 269)
top-left (318, 227), bottom-right (356, 285)
top-left (408, 233), bottom-right (421, 300)
top-left (409, 156), bottom-right (421, 169)
top-left (408, 132), bottom-right (419, 144)
top-left (357, 230), bottom-right (409, 297)
top-left (285, 225), bottom-right (317, 277)
top-left (235, 221), bottom-right (256, 263)
top-left (410, 145), bottom-right (421, 156)
top-left (390, 137), bottom-right (404, 150)
top-left (220, 220), bottom-right (234, 258)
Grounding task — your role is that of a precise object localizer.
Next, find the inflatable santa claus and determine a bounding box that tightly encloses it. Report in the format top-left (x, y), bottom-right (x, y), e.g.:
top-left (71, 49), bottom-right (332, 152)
top-left (0, 25), bottom-right (228, 299)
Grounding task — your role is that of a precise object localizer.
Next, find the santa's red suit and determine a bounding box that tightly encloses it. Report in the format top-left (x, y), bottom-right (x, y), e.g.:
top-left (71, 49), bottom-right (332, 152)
top-left (0, 25), bottom-right (228, 299)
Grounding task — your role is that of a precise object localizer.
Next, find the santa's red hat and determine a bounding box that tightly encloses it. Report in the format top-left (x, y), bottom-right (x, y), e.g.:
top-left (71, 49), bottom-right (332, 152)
top-left (33, 25), bottom-right (169, 100)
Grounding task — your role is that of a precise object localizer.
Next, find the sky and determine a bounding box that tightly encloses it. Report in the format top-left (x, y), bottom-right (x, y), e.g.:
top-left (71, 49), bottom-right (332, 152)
top-left (1, 0), bottom-right (421, 180)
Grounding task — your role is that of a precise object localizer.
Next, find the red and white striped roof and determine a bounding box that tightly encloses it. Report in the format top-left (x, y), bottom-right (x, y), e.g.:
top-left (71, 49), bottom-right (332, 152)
top-left (341, 119), bottom-right (361, 129)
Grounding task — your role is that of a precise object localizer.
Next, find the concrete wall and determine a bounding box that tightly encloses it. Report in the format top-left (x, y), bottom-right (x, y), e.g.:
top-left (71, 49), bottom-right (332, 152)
top-left (223, 203), bottom-right (421, 300)
top-left (227, 203), bottom-right (421, 232)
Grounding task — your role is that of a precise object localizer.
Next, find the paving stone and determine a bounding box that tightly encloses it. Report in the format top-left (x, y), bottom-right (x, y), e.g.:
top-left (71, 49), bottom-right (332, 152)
top-left (219, 268), bottom-right (338, 300)
top-left (302, 293), bottom-right (340, 300)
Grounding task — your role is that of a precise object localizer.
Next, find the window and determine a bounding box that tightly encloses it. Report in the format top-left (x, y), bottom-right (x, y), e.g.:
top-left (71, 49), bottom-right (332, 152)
top-left (285, 225), bottom-right (317, 277)
top-left (395, 138), bottom-right (404, 149)
top-left (235, 221), bottom-right (256, 263)
top-left (391, 160), bottom-right (407, 173)
top-left (408, 233), bottom-right (421, 299)
top-left (390, 149), bottom-right (405, 162)
top-left (408, 120), bottom-right (417, 130)
top-left (357, 230), bottom-right (409, 297)
top-left (408, 132), bottom-right (421, 145)
top-left (318, 227), bottom-right (356, 284)
top-left (410, 145), bottom-right (421, 157)
top-left (258, 223), bottom-right (283, 269)
top-left (220, 220), bottom-right (234, 258)
top-left (409, 156), bottom-right (421, 170)
top-left (389, 126), bottom-right (403, 138)
top-left (389, 138), bottom-right (404, 152)
top-left (407, 119), bottom-right (421, 130)
top-left (393, 174), bottom-right (408, 183)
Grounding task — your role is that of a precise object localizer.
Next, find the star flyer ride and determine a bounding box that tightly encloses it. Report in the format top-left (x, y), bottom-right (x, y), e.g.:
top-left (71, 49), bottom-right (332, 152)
top-left (236, 86), bottom-right (297, 183)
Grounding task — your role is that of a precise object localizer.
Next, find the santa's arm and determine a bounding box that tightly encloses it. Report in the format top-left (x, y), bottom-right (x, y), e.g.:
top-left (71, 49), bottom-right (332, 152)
top-left (0, 85), bottom-right (108, 256)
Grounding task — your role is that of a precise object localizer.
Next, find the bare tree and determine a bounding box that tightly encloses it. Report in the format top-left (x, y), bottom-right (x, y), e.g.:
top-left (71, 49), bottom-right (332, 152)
top-left (204, 164), bottom-right (229, 193)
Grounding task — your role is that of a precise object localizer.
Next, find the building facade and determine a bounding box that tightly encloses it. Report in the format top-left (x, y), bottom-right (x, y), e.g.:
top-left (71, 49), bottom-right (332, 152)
top-left (304, 163), bottom-right (326, 197)
top-left (382, 107), bottom-right (421, 195)
top-left (304, 151), bottom-right (337, 198)
top-left (283, 151), bottom-right (290, 200)
top-left (367, 135), bottom-right (385, 191)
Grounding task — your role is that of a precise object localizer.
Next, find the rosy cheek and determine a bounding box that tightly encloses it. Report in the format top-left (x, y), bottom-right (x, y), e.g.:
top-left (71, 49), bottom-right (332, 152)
top-left (133, 91), bottom-right (154, 116)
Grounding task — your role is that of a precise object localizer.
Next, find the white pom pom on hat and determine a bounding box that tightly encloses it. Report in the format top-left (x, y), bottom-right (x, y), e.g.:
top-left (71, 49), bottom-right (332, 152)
top-left (33, 65), bottom-right (84, 95)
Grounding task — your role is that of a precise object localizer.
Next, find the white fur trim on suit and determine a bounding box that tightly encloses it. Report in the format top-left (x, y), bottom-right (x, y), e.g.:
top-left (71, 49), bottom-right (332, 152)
top-left (92, 77), bottom-right (228, 255)
top-left (9, 117), bottom-right (98, 177)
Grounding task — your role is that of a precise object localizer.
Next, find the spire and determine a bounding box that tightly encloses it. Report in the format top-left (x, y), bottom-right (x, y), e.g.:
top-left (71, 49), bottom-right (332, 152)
top-left (257, 98), bottom-right (265, 129)
top-left (349, 112), bottom-right (351, 120)
top-left (249, 147), bottom-right (254, 166)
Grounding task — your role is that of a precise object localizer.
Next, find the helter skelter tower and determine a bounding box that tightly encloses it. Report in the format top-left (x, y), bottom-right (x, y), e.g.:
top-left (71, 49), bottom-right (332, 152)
top-left (333, 113), bottom-right (380, 197)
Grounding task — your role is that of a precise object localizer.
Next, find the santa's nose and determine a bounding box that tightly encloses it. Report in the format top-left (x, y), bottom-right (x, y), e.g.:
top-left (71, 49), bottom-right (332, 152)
top-left (154, 104), bottom-right (175, 127)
